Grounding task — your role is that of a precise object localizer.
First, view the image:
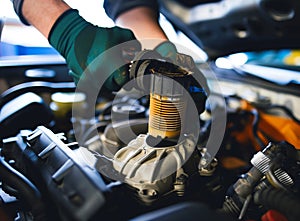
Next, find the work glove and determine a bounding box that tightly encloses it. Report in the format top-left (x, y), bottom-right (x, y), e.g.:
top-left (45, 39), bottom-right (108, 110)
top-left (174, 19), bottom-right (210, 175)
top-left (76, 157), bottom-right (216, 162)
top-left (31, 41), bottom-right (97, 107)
top-left (157, 41), bottom-right (208, 113)
top-left (143, 41), bottom-right (208, 114)
top-left (48, 9), bottom-right (141, 92)
top-left (12, 1), bottom-right (141, 92)
top-left (154, 41), bottom-right (198, 73)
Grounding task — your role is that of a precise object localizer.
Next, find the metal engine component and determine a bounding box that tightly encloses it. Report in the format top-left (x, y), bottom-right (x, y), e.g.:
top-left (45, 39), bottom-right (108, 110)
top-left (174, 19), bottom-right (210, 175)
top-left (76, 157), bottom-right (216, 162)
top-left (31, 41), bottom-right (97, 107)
top-left (221, 142), bottom-right (300, 220)
top-left (113, 53), bottom-right (202, 202)
top-left (2, 126), bottom-right (107, 221)
top-left (114, 134), bottom-right (196, 202)
top-left (148, 67), bottom-right (189, 139)
top-left (0, 92), bottom-right (54, 139)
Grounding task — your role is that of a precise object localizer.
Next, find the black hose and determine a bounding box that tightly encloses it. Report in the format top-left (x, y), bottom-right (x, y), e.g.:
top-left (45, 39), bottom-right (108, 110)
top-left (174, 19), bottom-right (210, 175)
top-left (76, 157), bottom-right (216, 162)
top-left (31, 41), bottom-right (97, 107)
top-left (0, 157), bottom-right (47, 221)
top-left (254, 187), bottom-right (300, 221)
top-left (0, 81), bottom-right (75, 108)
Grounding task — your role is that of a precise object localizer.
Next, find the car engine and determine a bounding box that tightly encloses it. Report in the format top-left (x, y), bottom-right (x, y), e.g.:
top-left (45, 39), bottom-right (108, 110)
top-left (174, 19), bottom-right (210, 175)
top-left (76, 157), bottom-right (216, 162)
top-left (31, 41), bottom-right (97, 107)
top-left (0, 49), bottom-right (299, 221)
top-left (1, 0), bottom-right (300, 220)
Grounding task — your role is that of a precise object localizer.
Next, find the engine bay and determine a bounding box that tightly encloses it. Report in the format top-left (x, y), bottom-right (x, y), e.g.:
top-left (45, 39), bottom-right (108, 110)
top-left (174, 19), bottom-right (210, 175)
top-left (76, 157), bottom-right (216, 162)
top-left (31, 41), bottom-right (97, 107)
top-left (0, 52), bottom-right (299, 221)
top-left (1, 0), bottom-right (300, 220)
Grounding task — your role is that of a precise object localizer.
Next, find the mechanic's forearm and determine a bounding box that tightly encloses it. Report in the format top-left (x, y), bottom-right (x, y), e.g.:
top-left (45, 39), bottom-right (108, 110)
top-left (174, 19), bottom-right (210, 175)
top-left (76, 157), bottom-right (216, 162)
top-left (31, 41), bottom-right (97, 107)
top-left (22, 0), bottom-right (70, 38)
top-left (115, 6), bottom-right (168, 48)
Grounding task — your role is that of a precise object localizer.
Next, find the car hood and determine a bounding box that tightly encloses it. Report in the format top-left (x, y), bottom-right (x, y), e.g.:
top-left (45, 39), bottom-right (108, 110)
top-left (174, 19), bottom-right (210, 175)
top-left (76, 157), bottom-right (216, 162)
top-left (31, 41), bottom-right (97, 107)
top-left (160, 0), bottom-right (300, 59)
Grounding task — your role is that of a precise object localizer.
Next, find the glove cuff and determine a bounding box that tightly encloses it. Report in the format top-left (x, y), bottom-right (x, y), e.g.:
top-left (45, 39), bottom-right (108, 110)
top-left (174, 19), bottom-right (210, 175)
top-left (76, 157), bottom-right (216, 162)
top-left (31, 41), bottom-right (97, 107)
top-left (11, 0), bottom-right (30, 25)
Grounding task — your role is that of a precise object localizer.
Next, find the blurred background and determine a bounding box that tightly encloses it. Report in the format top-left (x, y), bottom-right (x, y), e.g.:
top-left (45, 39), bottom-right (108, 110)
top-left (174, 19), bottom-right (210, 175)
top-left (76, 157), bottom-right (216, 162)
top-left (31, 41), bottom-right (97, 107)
top-left (0, 0), bottom-right (114, 56)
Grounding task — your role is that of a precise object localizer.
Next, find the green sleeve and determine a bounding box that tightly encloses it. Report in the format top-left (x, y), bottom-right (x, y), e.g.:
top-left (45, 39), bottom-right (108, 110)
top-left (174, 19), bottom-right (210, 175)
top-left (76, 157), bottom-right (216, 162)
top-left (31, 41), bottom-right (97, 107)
top-left (48, 9), bottom-right (139, 91)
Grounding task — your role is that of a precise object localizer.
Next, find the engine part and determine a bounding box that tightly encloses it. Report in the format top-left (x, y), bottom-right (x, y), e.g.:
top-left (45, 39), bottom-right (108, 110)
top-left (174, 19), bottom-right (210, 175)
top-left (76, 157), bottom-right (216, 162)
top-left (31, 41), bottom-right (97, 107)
top-left (2, 126), bottom-right (107, 221)
top-left (113, 133), bottom-right (197, 202)
top-left (112, 53), bottom-right (203, 202)
top-left (148, 69), bottom-right (189, 139)
top-left (50, 92), bottom-right (86, 118)
top-left (100, 118), bottom-right (148, 155)
top-left (254, 187), bottom-right (300, 221)
top-left (0, 157), bottom-right (46, 220)
top-left (0, 81), bottom-right (75, 108)
top-left (221, 142), bottom-right (300, 220)
top-left (0, 92), bottom-right (53, 139)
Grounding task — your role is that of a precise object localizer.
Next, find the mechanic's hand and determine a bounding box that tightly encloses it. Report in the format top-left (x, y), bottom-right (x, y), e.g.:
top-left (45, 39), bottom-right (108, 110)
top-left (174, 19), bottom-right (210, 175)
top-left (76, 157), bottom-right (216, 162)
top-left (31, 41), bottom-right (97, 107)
top-left (48, 9), bottom-right (141, 92)
top-left (154, 41), bottom-right (197, 72)
top-left (130, 41), bottom-right (207, 114)
top-left (154, 41), bottom-right (207, 114)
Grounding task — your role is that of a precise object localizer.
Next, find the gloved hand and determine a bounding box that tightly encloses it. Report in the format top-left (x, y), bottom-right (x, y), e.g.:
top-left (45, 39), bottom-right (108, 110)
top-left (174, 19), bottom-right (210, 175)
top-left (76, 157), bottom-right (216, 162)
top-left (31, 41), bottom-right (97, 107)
top-left (154, 41), bottom-right (208, 114)
top-left (48, 9), bottom-right (141, 92)
top-left (154, 41), bottom-right (197, 73)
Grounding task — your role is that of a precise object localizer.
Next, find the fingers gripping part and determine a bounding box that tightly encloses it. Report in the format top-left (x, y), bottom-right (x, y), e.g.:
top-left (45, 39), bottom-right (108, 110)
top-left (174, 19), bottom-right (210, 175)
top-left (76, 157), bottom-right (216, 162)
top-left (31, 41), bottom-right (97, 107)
top-left (154, 41), bottom-right (177, 62)
top-left (154, 41), bottom-right (197, 72)
top-left (131, 44), bottom-right (207, 114)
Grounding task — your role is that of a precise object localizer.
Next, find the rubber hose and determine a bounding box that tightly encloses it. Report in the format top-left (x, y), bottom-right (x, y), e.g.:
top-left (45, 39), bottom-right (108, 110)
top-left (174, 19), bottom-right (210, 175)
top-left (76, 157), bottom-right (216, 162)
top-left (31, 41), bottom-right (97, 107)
top-left (0, 157), bottom-right (46, 221)
top-left (254, 187), bottom-right (300, 221)
top-left (0, 81), bottom-right (75, 108)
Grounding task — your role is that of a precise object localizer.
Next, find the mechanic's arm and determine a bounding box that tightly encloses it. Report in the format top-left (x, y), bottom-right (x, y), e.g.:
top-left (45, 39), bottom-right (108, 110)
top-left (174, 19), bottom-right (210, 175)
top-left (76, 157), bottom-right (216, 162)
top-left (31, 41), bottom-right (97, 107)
top-left (103, 0), bottom-right (207, 113)
top-left (115, 6), bottom-right (168, 43)
top-left (13, 0), bottom-right (140, 90)
top-left (104, 0), bottom-right (168, 49)
top-left (21, 0), bottom-right (69, 38)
